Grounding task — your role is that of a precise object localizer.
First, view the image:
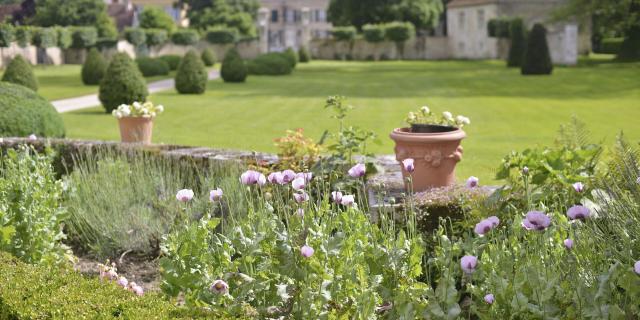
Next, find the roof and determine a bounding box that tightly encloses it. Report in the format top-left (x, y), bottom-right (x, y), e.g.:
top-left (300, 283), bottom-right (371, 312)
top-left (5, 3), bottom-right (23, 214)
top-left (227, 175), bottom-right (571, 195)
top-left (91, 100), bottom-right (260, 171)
top-left (0, 4), bottom-right (20, 22)
top-left (447, 0), bottom-right (497, 8)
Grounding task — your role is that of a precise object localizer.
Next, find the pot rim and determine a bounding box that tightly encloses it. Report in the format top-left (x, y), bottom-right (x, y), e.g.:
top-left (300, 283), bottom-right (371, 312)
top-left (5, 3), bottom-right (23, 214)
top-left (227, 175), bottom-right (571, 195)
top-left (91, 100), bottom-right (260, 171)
top-left (390, 127), bottom-right (466, 143)
top-left (117, 116), bottom-right (155, 122)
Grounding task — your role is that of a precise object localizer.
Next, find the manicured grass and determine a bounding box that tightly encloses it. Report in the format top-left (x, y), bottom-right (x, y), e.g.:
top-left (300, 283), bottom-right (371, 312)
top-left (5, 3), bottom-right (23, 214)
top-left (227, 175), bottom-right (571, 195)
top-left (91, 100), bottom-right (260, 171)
top-left (61, 58), bottom-right (640, 183)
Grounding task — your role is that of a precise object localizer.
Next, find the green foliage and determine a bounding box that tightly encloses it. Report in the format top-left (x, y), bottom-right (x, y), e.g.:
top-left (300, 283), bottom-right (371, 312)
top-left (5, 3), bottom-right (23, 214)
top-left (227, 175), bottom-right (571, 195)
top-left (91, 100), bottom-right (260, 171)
top-left (32, 27), bottom-right (57, 48)
top-left (247, 52), bottom-right (293, 75)
top-left (507, 18), bottom-right (526, 67)
top-left (331, 26), bottom-right (356, 41)
top-left (0, 146), bottom-right (70, 265)
top-left (32, 0), bottom-right (107, 27)
top-left (145, 28), bottom-right (169, 47)
top-left (55, 26), bottom-right (71, 49)
top-left (0, 23), bottom-right (14, 48)
top-left (0, 82), bottom-right (64, 137)
top-left (14, 26), bottom-right (32, 48)
top-left (175, 50), bottom-right (208, 94)
top-left (96, 38), bottom-right (118, 50)
top-left (99, 53), bottom-right (149, 113)
top-left (171, 28), bottom-right (200, 45)
top-left (488, 17), bottom-right (512, 38)
top-left (0, 252), bottom-right (218, 319)
top-left (328, 0), bottom-right (443, 30)
top-left (220, 47), bottom-right (247, 83)
top-left (362, 23), bottom-right (386, 42)
top-left (139, 6), bottom-right (176, 33)
top-left (384, 21), bottom-right (415, 42)
top-left (205, 26), bottom-right (238, 44)
top-left (201, 48), bottom-right (216, 66)
top-left (187, 0), bottom-right (258, 37)
top-left (96, 12), bottom-right (117, 40)
top-left (160, 54), bottom-right (182, 70)
top-left (70, 26), bottom-right (98, 49)
top-left (521, 24), bottom-right (553, 75)
top-left (1, 55), bottom-right (38, 92)
top-left (81, 48), bottom-right (107, 85)
top-left (298, 46), bottom-right (311, 63)
top-left (618, 24), bottom-right (640, 61)
top-left (284, 47), bottom-right (298, 68)
top-left (596, 37), bottom-right (623, 54)
top-left (136, 57), bottom-right (170, 77)
top-left (124, 27), bottom-right (147, 47)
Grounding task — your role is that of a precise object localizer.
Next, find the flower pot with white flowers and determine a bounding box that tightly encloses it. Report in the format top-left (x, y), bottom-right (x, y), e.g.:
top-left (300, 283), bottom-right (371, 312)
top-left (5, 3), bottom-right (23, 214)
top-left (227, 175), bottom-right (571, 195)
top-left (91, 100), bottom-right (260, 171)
top-left (112, 101), bottom-right (164, 144)
top-left (389, 106), bottom-right (470, 191)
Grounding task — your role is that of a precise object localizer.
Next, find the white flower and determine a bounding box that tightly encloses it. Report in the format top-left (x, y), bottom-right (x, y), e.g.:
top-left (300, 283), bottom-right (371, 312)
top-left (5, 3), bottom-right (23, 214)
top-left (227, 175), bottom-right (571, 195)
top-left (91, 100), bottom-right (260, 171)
top-left (443, 111), bottom-right (453, 120)
top-left (156, 105), bottom-right (164, 113)
top-left (407, 112), bottom-right (416, 121)
top-left (461, 116), bottom-right (470, 125)
top-left (132, 102), bottom-right (142, 110)
top-left (420, 106), bottom-right (430, 114)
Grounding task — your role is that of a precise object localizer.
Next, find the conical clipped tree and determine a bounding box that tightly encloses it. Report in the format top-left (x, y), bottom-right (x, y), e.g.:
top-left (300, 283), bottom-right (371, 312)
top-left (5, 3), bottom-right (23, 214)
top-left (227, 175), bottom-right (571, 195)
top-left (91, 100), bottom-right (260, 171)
top-left (285, 47), bottom-right (298, 68)
top-left (617, 24), bottom-right (640, 61)
top-left (201, 48), bottom-right (216, 67)
top-left (507, 18), bottom-right (526, 67)
top-left (82, 48), bottom-right (108, 85)
top-left (1, 55), bottom-right (38, 92)
top-left (220, 48), bottom-right (247, 83)
top-left (298, 46), bottom-right (311, 63)
top-left (99, 53), bottom-right (148, 113)
top-left (521, 24), bottom-right (553, 75)
top-left (175, 50), bottom-right (208, 94)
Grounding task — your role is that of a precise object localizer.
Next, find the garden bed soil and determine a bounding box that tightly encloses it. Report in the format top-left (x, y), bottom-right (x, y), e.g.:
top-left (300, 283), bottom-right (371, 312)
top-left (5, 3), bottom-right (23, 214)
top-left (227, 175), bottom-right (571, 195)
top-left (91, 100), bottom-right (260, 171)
top-left (74, 253), bottom-right (161, 293)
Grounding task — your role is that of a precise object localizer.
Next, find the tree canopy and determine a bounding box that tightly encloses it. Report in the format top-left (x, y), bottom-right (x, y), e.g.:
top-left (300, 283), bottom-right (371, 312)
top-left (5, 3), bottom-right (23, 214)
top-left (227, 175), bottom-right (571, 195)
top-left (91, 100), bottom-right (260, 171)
top-left (30, 0), bottom-right (108, 27)
top-left (328, 0), bottom-right (444, 30)
top-left (179, 0), bottom-right (259, 37)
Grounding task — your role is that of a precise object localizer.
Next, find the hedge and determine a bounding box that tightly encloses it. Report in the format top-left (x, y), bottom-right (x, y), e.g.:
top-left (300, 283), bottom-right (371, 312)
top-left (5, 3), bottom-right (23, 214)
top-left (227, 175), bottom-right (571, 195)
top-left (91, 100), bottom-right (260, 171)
top-left (0, 82), bottom-right (65, 138)
top-left (33, 27), bottom-right (58, 48)
top-left (1, 55), bottom-right (38, 92)
top-left (284, 47), bottom-right (298, 68)
top-left (488, 18), bottom-right (511, 38)
top-left (71, 27), bottom-right (98, 49)
top-left (522, 23), bottom-right (553, 75)
top-left (136, 57), bottom-right (170, 77)
top-left (331, 26), bottom-right (357, 41)
top-left (299, 46), bottom-right (310, 63)
top-left (145, 28), bottom-right (168, 47)
top-left (15, 26), bottom-right (33, 48)
top-left (201, 48), bottom-right (216, 66)
top-left (220, 47), bottom-right (247, 83)
top-left (171, 29), bottom-right (200, 45)
top-left (362, 24), bottom-right (385, 43)
top-left (139, 6), bottom-right (176, 33)
top-left (160, 54), bottom-right (182, 71)
top-left (125, 27), bottom-right (147, 47)
top-left (248, 52), bottom-right (293, 75)
top-left (82, 48), bottom-right (107, 85)
top-left (385, 22), bottom-right (414, 43)
top-left (0, 252), bottom-right (220, 319)
top-left (0, 23), bottom-right (15, 48)
top-left (175, 50), bottom-right (208, 94)
top-left (205, 26), bottom-right (238, 44)
top-left (56, 27), bottom-right (72, 49)
top-left (597, 37), bottom-right (624, 54)
top-left (507, 18), bottom-right (526, 67)
top-left (99, 53), bottom-right (149, 113)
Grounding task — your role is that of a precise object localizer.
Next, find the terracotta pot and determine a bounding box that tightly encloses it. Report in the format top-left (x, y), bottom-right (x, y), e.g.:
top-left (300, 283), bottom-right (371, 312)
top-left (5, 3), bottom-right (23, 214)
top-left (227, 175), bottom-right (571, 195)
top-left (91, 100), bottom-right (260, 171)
top-left (389, 127), bottom-right (466, 192)
top-left (117, 117), bottom-right (154, 144)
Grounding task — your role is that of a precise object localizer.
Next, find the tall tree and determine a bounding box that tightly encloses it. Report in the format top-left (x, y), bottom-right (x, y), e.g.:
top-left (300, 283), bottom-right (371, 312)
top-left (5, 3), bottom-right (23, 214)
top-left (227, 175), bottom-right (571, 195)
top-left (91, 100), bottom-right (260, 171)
top-left (179, 0), bottom-right (258, 36)
top-left (328, 0), bottom-right (443, 30)
top-left (31, 0), bottom-right (108, 27)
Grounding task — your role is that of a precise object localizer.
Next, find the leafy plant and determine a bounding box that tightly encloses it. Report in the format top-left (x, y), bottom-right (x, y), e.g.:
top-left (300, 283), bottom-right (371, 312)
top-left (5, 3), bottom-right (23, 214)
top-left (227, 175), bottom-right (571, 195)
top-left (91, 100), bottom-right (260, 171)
top-left (1, 55), bottom-right (38, 92)
top-left (99, 53), bottom-right (148, 113)
top-left (175, 50), bottom-right (208, 94)
top-left (274, 128), bottom-right (322, 172)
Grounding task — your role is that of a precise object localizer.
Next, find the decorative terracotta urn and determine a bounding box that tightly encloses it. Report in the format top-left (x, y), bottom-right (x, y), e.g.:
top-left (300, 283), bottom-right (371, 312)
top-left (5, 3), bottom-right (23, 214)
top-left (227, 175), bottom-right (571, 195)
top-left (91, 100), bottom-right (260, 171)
top-left (118, 117), bottom-right (154, 144)
top-left (390, 127), bottom-right (466, 192)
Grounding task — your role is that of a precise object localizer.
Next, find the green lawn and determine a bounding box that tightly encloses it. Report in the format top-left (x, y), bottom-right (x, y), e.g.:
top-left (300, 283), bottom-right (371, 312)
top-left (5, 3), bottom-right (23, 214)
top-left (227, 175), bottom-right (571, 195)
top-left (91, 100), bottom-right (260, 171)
top-left (61, 58), bottom-right (640, 183)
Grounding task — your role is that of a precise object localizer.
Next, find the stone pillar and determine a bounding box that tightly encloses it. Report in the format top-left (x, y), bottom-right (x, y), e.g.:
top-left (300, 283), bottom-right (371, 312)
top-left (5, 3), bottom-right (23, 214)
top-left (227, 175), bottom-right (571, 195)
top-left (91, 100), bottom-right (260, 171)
top-left (301, 7), bottom-right (311, 50)
top-left (258, 8), bottom-right (270, 54)
top-left (563, 24), bottom-right (578, 66)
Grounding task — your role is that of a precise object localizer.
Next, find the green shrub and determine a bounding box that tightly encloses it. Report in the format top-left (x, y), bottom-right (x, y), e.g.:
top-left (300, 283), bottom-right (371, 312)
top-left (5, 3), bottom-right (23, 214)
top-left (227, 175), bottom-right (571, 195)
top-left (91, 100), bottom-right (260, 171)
top-left (0, 23), bottom-right (15, 48)
top-left (96, 12), bottom-right (118, 41)
top-left (331, 26), bottom-right (357, 41)
top-left (0, 82), bottom-right (65, 137)
top-left (125, 27), bottom-right (147, 47)
top-left (139, 6), bottom-right (176, 33)
top-left (15, 26), bottom-right (32, 48)
top-left (96, 38), bottom-right (118, 50)
top-left (220, 47), bottom-right (247, 83)
top-left (1, 55), bottom-right (38, 92)
top-left (298, 46), bottom-right (311, 63)
top-left (32, 27), bottom-right (58, 48)
top-left (0, 146), bottom-right (70, 265)
top-left (56, 27), bottom-right (72, 49)
top-left (248, 52), bottom-right (293, 75)
top-left (384, 21), bottom-right (415, 43)
top-left (201, 48), bottom-right (216, 66)
top-left (205, 26), bottom-right (238, 44)
top-left (99, 53), bottom-right (149, 113)
top-left (81, 48), bottom-right (107, 85)
top-left (507, 18), bottom-right (527, 67)
top-left (617, 27), bottom-right (640, 61)
top-left (522, 23), bottom-right (553, 75)
top-left (175, 50), bottom-right (208, 94)
top-left (597, 37), bottom-right (624, 54)
top-left (488, 17), bottom-right (511, 38)
top-left (71, 27), bottom-right (98, 49)
top-left (362, 24), bottom-right (385, 43)
top-left (136, 57), bottom-right (170, 77)
top-left (284, 47), bottom-right (298, 68)
top-left (171, 28), bottom-right (200, 45)
top-left (0, 252), bottom-right (218, 319)
top-left (160, 54), bottom-right (182, 71)
top-left (145, 28), bottom-right (168, 47)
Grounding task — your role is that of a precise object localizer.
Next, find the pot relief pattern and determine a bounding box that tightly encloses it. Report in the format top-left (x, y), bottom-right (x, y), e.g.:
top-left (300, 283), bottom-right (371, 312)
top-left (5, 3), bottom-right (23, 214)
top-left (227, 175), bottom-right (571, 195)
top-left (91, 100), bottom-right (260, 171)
top-left (395, 146), bottom-right (463, 168)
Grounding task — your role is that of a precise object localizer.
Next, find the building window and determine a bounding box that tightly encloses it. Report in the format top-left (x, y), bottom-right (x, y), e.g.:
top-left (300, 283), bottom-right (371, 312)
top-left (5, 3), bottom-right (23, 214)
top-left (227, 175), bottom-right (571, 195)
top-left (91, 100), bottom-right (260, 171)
top-left (285, 8), bottom-right (294, 23)
top-left (294, 10), bottom-right (301, 22)
top-left (458, 11), bottom-right (465, 29)
top-left (318, 10), bottom-right (326, 22)
top-left (477, 9), bottom-right (485, 30)
top-left (271, 9), bottom-right (278, 23)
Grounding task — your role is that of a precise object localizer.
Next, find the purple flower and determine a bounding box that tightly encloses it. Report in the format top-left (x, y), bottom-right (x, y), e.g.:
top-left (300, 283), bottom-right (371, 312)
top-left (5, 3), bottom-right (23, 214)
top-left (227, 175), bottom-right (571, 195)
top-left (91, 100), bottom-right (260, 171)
top-left (460, 255), bottom-right (478, 274)
top-left (564, 238), bottom-right (573, 250)
top-left (240, 170), bottom-right (266, 186)
top-left (28, 134), bottom-right (37, 141)
top-left (131, 285), bottom-right (144, 296)
top-left (402, 158), bottom-right (415, 173)
top-left (635, 261), bottom-right (640, 275)
top-left (340, 194), bottom-right (355, 207)
top-left (484, 293), bottom-right (494, 304)
top-left (466, 176), bottom-right (479, 189)
top-left (117, 276), bottom-right (128, 288)
top-left (209, 188), bottom-right (223, 202)
top-left (522, 166), bottom-right (529, 175)
top-left (294, 191), bottom-right (309, 203)
top-left (210, 279), bottom-right (229, 294)
top-left (522, 211), bottom-right (551, 231)
top-left (331, 191), bottom-right (343, 204)
top-left (300, 245), bottom-right (314, 258)
top-left (296, 208), bottom-right (305, 217)
top-left (296, 172), bottom-right (313, 183)
top-left (348, 163), bottom-right (366, 178)
top-left (567, 205), bottom-right (590, 220)
top-left (176, 189), bottom-right (194, 202)
top-left (486, 216), bottom-right (500, 227)
top-left (268, 172), bottom-right (284, 184)
top-left (474, 220), bottom-right (495, 236)
top-left (282, 170), bottom-right (296, 183)
top-left (292, 177), bottom-right (306, 190)
top-left (573, 182), bottom-right (585, 193)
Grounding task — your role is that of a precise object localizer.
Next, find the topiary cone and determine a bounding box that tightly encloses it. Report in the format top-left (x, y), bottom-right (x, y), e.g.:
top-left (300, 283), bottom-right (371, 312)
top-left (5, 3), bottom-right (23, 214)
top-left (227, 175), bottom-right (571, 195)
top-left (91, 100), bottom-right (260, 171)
top-left (99, 53), bottom-right (148, 113)
top-left (201, 48), bottom-right (216, 67)
top-left (1, 55), bottom-right (38, 92)
top-left (220, 48), bottom-right (247, 83)
top-left (82, 48), bottom-right (108, 85)
top-left (175, 50), bottom-right (208, 94)
top-left (521, 24), bottom-right (553, 75)
top-left (507, 18), bottom-right (526, 68)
